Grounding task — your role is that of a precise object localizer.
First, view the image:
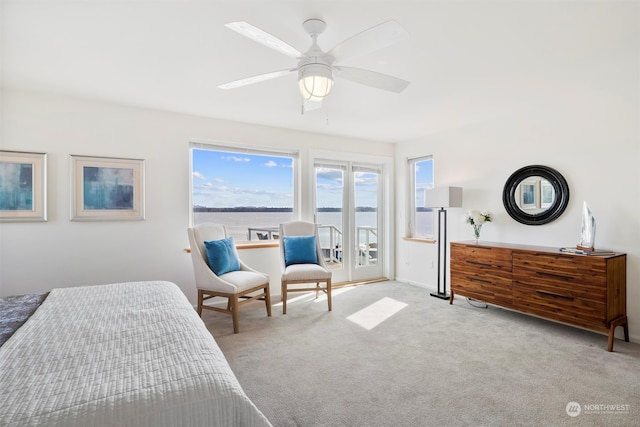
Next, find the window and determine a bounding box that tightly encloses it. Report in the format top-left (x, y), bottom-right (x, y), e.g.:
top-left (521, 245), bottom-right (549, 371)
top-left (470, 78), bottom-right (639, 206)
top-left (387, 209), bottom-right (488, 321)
top-left (190, 143), bottom-right (297, 242)
top-left (408, 156), bottom-right (434, 238)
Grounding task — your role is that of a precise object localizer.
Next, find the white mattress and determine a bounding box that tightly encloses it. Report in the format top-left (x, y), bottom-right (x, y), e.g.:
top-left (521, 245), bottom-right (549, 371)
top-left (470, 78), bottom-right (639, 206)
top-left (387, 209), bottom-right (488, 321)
top-left (0, 281), bottom-right (272, 427)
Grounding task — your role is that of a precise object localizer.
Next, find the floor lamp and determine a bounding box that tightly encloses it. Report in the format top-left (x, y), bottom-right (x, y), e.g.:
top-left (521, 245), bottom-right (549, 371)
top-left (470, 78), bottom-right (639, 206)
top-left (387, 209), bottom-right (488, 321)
top-left (424, 187), bottom-right (463, 300)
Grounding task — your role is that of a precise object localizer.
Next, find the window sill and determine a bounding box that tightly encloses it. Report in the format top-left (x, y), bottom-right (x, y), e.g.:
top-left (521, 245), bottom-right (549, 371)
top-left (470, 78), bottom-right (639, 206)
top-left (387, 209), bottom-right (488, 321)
top-left (403, 237), bottom-right (436, 244)
top-left (236, 241), bottom-right (279, 250)
top-left (184, 240), bottom-right (279, 254)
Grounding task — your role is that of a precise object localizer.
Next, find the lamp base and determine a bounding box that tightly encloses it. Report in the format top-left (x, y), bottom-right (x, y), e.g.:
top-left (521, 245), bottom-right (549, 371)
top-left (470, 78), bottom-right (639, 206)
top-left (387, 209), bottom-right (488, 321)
top-left (430, 291), bottom-right (450, 300)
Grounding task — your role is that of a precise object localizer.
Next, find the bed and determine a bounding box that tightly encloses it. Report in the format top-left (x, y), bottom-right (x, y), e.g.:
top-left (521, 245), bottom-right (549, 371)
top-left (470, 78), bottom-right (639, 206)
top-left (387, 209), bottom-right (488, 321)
top-left (0, 281), bottom-right (272, 427)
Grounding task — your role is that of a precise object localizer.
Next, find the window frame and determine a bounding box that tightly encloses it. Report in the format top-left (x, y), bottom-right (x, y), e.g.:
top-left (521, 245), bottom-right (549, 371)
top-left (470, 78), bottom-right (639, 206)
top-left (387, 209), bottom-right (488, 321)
top-left (189, 141), bottom-right (299, 243)
top-left (407, 155), bottom-right (434, 239)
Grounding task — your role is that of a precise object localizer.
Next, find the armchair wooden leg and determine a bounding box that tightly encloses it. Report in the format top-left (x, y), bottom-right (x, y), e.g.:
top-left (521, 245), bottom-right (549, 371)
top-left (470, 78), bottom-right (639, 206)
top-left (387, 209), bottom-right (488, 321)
top-left (265, 285), bottom-right (272, 317)
top-left (231, 296), bottom-right (240, 334)
top-left (327, 280), bottom-right (332, 312)
top-left (282, 281), bottom-right (287, 315)
top-left (197, 290), bottom-right (204, 317)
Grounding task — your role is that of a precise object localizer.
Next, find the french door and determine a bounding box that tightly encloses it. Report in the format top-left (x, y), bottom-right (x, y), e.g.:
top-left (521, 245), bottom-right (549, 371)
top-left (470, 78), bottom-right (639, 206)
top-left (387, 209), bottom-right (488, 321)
top-left (314, 160), bottom-right (383, 283)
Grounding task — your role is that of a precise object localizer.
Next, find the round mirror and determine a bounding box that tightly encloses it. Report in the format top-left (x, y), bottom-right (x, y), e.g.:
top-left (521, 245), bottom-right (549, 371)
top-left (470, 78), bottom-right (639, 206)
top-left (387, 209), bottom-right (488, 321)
top-left (502, 165), bottom-right (569, 225)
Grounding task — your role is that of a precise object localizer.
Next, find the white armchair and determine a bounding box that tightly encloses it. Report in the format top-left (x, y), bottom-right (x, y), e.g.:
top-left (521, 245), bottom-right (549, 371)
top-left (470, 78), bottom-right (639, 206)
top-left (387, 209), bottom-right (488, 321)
top-left (279, 221), bottom-right (332, 314)
top-left (188, 223), bottom-right (271, 333)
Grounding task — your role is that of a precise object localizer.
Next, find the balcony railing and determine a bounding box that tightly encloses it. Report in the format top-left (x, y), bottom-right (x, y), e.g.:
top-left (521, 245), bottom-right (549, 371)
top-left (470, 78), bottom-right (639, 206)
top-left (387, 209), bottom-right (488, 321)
top-left (246, 223), bottom-right (377, 267)
top-left (357, 226), bottom-right (378, 266)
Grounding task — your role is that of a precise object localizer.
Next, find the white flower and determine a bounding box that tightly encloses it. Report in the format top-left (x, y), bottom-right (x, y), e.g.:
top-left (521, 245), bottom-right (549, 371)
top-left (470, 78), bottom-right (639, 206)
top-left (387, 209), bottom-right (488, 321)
top-left (465, 209), bottom-right (493, 240)
top-left (465, 209), bottom-right (493, 225)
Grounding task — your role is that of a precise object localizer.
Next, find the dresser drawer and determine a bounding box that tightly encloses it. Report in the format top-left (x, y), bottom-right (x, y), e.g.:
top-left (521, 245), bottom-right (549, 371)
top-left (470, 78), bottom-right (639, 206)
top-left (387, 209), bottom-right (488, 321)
top-left (451, 244), bottom-right (512, 274)
top-left (513, 284), bottom-right (606, 328)
top-left (512, 252), bottom-right (607, 301)
top-left (451, 243), bottom-right (513, 306)
top-left (513, 252), bottom-right (607, 285)
top-left (451, 273), bottom-right (513, 306)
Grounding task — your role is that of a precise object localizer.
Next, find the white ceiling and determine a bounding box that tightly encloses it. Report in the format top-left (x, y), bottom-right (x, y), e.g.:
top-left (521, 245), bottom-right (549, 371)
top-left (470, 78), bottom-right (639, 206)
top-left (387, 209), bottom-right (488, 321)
top-left (1, 1), bottom-right (636, 143)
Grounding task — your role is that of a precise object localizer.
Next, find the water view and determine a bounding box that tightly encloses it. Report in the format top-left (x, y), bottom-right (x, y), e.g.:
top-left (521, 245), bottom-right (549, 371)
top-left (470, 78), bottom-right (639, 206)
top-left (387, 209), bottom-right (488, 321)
top-left (194, 210), bottom-right (434, 243)
top-left (195, 211), bottom-right (376, 242)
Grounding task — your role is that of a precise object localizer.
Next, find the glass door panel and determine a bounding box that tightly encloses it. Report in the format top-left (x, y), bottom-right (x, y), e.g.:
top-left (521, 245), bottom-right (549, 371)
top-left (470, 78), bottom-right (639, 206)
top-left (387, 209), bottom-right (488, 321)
top-left (315, 165), bottom-right (345, 277)
top-left (352, 166), bottom-right (382, 280)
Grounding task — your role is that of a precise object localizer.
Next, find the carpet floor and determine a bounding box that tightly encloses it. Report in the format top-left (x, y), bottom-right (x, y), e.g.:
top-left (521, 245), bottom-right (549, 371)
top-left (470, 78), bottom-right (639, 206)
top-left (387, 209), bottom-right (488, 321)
top-left (203, 281), bottom-right (640, 427)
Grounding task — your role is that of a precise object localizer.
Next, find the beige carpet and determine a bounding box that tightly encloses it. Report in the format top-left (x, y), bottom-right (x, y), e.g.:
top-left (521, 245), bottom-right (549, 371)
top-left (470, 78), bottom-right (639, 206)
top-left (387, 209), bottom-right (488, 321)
top-left (203, 281), bottom-right (640, 427)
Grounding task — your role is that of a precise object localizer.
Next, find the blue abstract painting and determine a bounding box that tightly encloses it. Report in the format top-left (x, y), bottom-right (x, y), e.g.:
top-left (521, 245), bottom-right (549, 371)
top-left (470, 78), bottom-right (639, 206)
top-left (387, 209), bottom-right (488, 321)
top-left (83, 166), bottom-right (134, 210)
top-left (0, 162), bottom-right (33, 211)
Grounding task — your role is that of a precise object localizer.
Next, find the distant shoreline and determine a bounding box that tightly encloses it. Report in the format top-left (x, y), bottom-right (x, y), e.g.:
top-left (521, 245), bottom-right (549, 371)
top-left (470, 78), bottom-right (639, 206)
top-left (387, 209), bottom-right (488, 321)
top-left (194, 207), bottom-right (379, 213)
top-left (194, 207), bottom-right (293, 213)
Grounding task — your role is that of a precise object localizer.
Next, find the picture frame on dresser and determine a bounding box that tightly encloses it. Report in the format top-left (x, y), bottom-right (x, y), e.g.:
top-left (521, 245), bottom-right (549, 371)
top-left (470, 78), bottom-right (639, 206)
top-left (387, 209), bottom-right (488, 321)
top-left (0, 150), bottom-right (47, 222)
top-left (70, 155), bottom-right (145, 221)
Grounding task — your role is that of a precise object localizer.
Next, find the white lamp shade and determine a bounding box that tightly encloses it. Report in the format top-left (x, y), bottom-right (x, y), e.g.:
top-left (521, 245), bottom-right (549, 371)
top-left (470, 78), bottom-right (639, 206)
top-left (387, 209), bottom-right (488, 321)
top-left (424, 186), bottom-right (463, 208)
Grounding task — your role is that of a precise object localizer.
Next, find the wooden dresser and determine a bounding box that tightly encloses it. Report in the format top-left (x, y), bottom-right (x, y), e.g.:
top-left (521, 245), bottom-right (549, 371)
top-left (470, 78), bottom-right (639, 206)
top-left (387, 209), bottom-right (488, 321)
top-left (449, 241), bottom-right (628, 351)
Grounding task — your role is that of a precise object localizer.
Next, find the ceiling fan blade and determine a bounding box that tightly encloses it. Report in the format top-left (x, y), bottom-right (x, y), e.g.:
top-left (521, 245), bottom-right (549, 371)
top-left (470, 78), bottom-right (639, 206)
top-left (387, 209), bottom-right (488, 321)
top-left (218, 69), bottom-right (295, 90)
top-left (302, 98), bottom-right (323, 113)
top-left (336, 66), bottom-right (410, 93)
top-left (225, 22), bottom-right (302, 58)
top-left (328, 20), bottom-right (409, 63)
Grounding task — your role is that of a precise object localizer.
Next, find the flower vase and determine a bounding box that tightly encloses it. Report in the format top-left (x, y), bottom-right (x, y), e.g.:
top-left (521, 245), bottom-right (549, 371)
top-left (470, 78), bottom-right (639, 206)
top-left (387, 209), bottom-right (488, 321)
top-left (473, 224), bottom-right (482, 243)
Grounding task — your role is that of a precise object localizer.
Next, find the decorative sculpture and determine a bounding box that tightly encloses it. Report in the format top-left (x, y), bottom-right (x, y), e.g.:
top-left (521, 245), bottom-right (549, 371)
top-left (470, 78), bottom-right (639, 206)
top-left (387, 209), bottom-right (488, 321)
top-left (577, 201), bottom-right (596, 251)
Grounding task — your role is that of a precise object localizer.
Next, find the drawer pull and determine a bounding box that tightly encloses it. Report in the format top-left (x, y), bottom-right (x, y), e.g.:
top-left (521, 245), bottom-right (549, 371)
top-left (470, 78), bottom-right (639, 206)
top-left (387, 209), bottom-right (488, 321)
top-left (536, 271), bottom-right (572, 281)
top-left (466, 276), bottom-right (491, 284)
top-left (467, 260), bottom-right (492, 267)
top-left (535, 290), bottom-right (574, 301)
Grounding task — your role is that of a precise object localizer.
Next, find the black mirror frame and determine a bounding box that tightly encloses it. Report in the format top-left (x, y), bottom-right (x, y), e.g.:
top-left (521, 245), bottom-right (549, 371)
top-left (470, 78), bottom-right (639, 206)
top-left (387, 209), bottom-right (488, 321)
top-left (502, 165), bottom-right (570, 226)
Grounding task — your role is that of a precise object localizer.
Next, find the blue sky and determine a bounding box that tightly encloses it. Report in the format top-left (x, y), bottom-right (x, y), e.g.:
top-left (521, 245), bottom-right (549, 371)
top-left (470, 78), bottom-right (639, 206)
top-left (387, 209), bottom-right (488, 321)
top-left (315, 168), bottom-right (379, 208)
top-left (414, 158), bottom-right (434, 207)
top-left (192, 149), bottom-right (431, 208)
top-left (192, 149), bottom-right (293, 208)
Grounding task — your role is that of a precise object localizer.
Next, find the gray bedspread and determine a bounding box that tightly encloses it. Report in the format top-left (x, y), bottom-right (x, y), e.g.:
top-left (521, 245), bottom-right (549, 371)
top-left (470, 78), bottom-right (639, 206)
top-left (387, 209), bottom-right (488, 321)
top-left (0, 292), bottom-right (48, 347)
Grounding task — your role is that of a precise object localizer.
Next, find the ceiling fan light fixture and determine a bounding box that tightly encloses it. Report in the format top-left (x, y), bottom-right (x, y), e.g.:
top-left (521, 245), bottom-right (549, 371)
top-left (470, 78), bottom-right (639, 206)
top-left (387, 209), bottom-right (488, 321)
top-left (298, 63), bottom-right (333, 101)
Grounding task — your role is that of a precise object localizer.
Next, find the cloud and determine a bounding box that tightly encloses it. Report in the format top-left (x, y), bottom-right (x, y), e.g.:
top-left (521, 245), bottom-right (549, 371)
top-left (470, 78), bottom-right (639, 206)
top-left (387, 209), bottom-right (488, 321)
top-left (221, 155), bottom-right (250, 162)
top-left (355, 174), bottom-right (377, 186)
top-left (316, 167), bottom-right (343, 183)
top-left (264, 160), bottom-right (277, 168)
top-left (192, 171), bottom-right (206, 181)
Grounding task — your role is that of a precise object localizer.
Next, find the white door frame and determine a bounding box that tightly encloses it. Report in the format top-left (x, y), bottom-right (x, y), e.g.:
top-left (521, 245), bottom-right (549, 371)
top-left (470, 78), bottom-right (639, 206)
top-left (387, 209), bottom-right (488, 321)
top-left (308, 149), bottom-right (394, 283)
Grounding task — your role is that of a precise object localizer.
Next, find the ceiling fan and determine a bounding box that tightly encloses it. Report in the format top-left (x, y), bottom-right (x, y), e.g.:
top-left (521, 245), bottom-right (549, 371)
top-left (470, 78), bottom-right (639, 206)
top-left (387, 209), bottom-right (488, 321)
top-left (218, 18), bottom-right (410, 108)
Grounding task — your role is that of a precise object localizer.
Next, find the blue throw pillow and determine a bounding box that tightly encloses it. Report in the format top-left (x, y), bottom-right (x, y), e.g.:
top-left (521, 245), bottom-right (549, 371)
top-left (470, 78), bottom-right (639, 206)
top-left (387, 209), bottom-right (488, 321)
top-left (283, 235), bottom-right (318, 266)
top-left (204, 237), bottom-right (241, 276)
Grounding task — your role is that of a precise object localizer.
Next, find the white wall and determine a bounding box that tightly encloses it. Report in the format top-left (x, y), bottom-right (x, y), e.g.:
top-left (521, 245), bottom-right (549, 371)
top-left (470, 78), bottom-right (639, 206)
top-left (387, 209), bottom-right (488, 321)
top-left (395, 59), bottom-right (640, 342)
top-left (0, 89), bottom-right (394, 302)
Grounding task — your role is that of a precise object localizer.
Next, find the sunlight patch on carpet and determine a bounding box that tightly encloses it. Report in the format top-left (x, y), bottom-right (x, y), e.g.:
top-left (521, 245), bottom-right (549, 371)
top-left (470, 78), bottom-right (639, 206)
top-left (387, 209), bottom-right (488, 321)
top-left (312, 286), bottom-right (355, 303)
top-left (272, 286), bottom-right (355, 308)
top-left (347, 297), bottom-right (408, 330)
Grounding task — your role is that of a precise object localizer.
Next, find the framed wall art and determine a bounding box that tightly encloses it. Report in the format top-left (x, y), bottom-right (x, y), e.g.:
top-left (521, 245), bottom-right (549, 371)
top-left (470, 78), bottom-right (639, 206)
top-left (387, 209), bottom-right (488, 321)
top-left (540, 179), bottom-right (555, 209)
top-left (71, 155), bottom-right (145, 221)
top-left (0, 151), bottom-right (47, 222)
top-left (518, 179), bottom-right (538, 210)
